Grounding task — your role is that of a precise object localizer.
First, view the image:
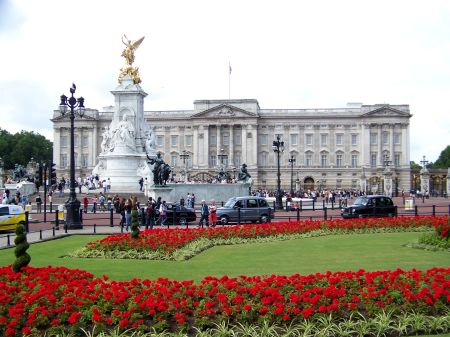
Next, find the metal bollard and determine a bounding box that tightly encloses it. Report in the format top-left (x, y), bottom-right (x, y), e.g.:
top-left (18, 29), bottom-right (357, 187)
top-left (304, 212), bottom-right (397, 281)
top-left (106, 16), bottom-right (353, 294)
top-left (324, 207), bottom-right (327, 220)
top-left (7, 234), bottom-right (11, 247)
top-left (432, 205), bottom-right (435, 216)
top-left (110, 209), bottom-right (114, 227)
top-left (55, 210), bottom-right (59, 230)
top-left (296, 207), bottom-right (300, 221)
top-left (25, 211), bottom-right (29, 233)
top-left (39, 230), bottom-right (42, 240)
top-left (52, 227), bottom-right (55, 237)
top-left (79, 209), bottom-right (83, 223)
top-left (238, 207), bottom-right (241, 225)
top-left (414, 205), bottom-right (418, 216)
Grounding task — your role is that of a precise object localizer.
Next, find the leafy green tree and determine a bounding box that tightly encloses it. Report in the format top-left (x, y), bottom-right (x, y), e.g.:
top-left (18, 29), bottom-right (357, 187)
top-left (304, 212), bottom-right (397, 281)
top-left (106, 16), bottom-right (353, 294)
top-left (0, 128), bottom-right (52, 169)
top-left (410, 161), bottom-right (422, 170)
top-left (431, 145), bottom-right (450, 169)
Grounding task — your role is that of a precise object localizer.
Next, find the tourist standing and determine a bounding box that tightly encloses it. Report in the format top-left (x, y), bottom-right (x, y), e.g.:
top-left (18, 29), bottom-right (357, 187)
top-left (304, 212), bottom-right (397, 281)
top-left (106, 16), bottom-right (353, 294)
top-left (35, 194), bottom-right (42, 213)
top-left (125, 198), bottom-right (132, 231)
top-left (146, 197), bottom-right (155, 229)
top-left (191, 193), bottom-right (196, 209)
top-left (159, 200), bottom-right (168, 227)
top-left (209, 200), bottom-right (217, 226)
top-left (83, 195), bottom-right (89, 213)
top-left (91, 195), bottom-right (98, 213)
top-left (198, 200), bottom-right (209, 227)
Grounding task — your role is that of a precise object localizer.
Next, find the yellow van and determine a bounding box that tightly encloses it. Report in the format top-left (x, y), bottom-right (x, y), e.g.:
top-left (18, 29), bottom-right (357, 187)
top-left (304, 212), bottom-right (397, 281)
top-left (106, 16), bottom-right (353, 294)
top-left (0, 205), bottom-right (26, 231)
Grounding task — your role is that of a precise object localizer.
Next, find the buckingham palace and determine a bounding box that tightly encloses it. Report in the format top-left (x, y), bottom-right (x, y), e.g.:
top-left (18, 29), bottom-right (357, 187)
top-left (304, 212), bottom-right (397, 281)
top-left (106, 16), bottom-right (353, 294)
top-left (52, 97), bottom-right (412, 195)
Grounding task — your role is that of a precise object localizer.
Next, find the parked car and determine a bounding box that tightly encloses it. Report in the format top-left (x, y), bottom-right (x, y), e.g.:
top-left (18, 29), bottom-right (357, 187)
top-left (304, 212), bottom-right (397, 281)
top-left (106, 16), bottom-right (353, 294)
top-left (340, 195), bottom-right (396, 219)
top-left (0, 204), bottom-right (26, 232)
top-left (216, 196), bottom-right (273, 225)
top-left (157, 203), bottom-right (197, 226)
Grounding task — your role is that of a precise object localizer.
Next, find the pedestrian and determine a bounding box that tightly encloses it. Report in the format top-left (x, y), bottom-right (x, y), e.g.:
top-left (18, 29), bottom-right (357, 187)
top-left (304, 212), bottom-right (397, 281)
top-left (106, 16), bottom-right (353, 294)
top-left (91, 195), bottom-right (98, 213)
top-left (107, 195), bottom-right (112, 211)
top-left (159, 200), bottom-right (168, 227)
top-left (146, 197), bottom-right (155, 229)
top-left (125, 198), bottom-right (132, 231)
top-left (35, 194), bottom-right (42, 213)
top-left (99, 193), bottom-right (106, 211)
top-left (187, 193), bottom-right (191, 208)
top-left (83, 195), bottom-right (89, 213)
top-left (179, 196), bottom-right (185, 207)
top-left (191, 193), bottom-right (196, 209)
top-left (106, 178), bottom-right (111, 192)
top-left (198, 200), bottom-right (209, 227)
top-left (209, 199), bottom-right (217, 226)
top-left (138, 177), bottom-right (144, 191)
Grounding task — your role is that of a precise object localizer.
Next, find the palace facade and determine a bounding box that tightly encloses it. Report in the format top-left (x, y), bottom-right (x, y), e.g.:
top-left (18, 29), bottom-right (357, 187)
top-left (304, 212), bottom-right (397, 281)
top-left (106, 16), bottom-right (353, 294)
top-left (52, 99), bottom-right (412, 194)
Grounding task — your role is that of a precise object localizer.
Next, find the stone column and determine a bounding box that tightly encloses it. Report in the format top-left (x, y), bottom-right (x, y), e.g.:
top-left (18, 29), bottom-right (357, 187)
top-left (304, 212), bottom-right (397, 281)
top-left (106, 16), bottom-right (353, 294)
top-left (377, 124), bottom-right (382, 167)
top-left (241, 126), bottom-right (247, 165)
top-left (420, 167), bottom-right (430, 197)
top-left (390, 124), bottom-right (395, 163)
top-left (216, 125), bottom-right (221, 162)
top-left (92, 126), bottom-right (98, 168)
top-left (193, 126), bottom-right (199, 168)
top-left (229, 125), bottom-right (234, 166)
top-left (202, 125), bottom-right (209, 168)
top-left (250, 124), bottom-right (258, 167)
top-left (54, 128), bottom-right (61, 167)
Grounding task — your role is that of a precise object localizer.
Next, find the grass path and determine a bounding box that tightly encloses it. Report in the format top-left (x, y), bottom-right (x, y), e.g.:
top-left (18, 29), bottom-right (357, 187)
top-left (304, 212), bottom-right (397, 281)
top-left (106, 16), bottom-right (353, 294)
top-left (0, 231), bottom-right (448, 282)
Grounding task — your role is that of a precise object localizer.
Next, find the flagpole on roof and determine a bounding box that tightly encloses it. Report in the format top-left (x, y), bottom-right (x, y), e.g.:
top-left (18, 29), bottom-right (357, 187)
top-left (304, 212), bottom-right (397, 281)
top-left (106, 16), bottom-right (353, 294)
top-left (228, 62), bottom-right (232, 100)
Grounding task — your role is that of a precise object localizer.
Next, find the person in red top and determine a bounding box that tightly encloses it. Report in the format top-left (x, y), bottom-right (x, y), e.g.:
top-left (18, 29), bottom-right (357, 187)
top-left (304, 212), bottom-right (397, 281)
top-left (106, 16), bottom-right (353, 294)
top-left (209, 199), bottom-right (217, 226)
top-left (82, 195), bottom-right (89, 213)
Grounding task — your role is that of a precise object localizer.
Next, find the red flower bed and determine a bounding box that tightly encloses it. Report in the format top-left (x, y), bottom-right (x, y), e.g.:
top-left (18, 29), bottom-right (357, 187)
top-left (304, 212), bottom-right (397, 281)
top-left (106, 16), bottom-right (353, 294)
top-left (85, 216), bottom-right (448, 254)
top-left (0, 265), bottom-right (448, 335)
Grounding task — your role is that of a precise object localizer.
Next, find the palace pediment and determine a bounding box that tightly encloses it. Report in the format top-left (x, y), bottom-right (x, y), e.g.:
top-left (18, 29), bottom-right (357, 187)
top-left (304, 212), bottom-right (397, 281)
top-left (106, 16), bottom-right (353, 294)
top-left (51, 114), bottom-right (97, 122)
top-left (362, 106), bottom-right (411, 118)
top-left (191, 104), bottom-right (259, 119)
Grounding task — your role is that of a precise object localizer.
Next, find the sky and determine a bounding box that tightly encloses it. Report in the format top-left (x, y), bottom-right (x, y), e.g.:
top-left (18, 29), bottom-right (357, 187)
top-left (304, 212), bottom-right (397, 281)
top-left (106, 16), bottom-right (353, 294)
top-left (0, 0), bottom-right (449, 164)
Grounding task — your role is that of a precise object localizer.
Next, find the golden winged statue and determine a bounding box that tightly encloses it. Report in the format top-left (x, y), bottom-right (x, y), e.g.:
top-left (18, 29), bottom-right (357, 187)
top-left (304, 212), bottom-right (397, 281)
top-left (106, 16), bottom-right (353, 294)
top-left (119, 35), bottom-right (145, 84)
top-left (121, 35), bottom-right (145, 66)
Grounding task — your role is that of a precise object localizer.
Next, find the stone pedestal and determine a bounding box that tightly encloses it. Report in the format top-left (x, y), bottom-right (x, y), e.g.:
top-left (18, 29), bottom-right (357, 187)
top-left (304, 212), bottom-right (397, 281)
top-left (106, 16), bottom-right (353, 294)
top-left (146, 183), bottom-right (252, 204)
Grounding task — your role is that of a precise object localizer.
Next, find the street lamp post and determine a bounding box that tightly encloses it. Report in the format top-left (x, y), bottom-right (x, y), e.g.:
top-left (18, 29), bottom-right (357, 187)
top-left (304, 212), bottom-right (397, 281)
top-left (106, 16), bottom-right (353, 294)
top-left (179, 150), bottom-right (190, 183)
top-left (272, 135), bottom-right (284, 210)
top-left (59, 83), bottom-right (85, 229)
top-left (288, 155), bottom-right (296, 196)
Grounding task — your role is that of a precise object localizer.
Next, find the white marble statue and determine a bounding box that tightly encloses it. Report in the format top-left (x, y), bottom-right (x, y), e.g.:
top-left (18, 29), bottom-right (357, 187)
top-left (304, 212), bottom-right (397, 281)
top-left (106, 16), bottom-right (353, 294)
top-left (145, 127), bottom-right (156, 155)
top-left (100, 127), bottom-right (111, 153)
top-left (111, 113), bottom-right (135, 151)
top-left (137, 161), bottom-right (151, 178)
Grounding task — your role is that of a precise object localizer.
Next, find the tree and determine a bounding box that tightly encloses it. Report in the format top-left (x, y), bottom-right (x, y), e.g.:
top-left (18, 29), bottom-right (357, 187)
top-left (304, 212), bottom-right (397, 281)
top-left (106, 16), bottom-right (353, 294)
top-left (410, 161), bottom-right (422, 170)
top-left (0, 128), bottom-right (52, 170)
top-left (431, 145), bottom-right (450, 169)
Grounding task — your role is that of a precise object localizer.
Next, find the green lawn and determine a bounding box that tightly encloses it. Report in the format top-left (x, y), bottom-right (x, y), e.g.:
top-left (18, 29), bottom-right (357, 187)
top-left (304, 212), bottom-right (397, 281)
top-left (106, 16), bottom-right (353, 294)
top-left (0, 231), bottom-right (448, 282)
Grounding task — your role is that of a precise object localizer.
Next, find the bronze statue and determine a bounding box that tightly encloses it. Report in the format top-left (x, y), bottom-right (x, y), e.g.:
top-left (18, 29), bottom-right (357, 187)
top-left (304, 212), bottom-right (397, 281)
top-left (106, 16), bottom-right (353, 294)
top-left (237, 163), bottom-right (251, 182)
top-left (147, 152), bottom-right (171, 186)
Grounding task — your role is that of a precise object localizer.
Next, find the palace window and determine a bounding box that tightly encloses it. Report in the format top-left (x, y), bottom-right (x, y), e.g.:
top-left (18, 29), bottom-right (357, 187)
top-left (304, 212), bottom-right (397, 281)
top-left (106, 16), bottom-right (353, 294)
top-left (157, 135), bottom-right (164, 147)
top-left (351, 134), bottom-right (358, 145)
top-left (383, 132), bottom-right (389, 145)
top-left (336, 153), bottom-right (343, 167)
top-left (61, 136), bottom-right (68, 148)
top-left (336, 134), bottom-right (343, 146)
top-left (234, 133), bottom-right (241, 145)
top-left (305, 134), bottom-right (313, 146)
top-left (394, 133), bottom-right (401, 145)
top-left (210, 134), bottom-right (217, 145)
top-left (259, 152), bottom-right (268, 166)
top-left (82, 136), bottom-right (89, 148)
top-left (74, 134), bottom-right (78, 148)
top-left (321, 134), bottom-right (328, 146)
top-left (370, 133), bottom-right (377, 145)
top-left (290, 134), bottom-right (298, 146)
top-left (305, 152), bottom-right (313, 167)
top-left (171, 155), bottom-right (177, 167)
top-left (234, 152), bottom-right (241, 167)
top-left (185, 135), bottom-right (192, 146)
top-left (394, 153), bottom-right (401, 167)
top-left (371, 153), bottom-right (377, 167)
top-left (259, 134), bottom-right (268, 145)
top-left (351, 154), bottom-right (358, 168)
top-left (321, 154), bottom-right (328, 167)
top-left (61, 154), bottom-right (68, 168)
top-left (222, 133), bottom-right (229, 145)
top-left (171, 135), bottom-right (178, 147)
top-left (210, 154), bottom-right (217, 167)
top-left (81, 154), bottom-right (88, 168)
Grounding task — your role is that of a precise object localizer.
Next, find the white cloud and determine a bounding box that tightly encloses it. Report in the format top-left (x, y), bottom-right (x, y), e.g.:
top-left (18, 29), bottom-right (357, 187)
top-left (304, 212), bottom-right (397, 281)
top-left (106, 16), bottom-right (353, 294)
top-left (0, 0), bottom-right (449, 162)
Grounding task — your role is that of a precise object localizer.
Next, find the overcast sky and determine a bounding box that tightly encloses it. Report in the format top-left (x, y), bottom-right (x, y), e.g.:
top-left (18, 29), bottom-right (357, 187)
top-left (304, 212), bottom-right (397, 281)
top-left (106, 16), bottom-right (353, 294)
top-left (1, 0), bottom-right (449, 163)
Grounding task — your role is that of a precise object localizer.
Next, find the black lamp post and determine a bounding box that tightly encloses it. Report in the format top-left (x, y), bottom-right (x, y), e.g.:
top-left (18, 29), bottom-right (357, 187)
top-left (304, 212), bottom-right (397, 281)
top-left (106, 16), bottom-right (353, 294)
top-left (179, 150), bottom-right (190, 183)
top-left (288, 155), bottom-right (296, 196)
top-left (59, 83), bottom-right (85, 229)
top-left (272, 135), bottom-right (284, 209)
